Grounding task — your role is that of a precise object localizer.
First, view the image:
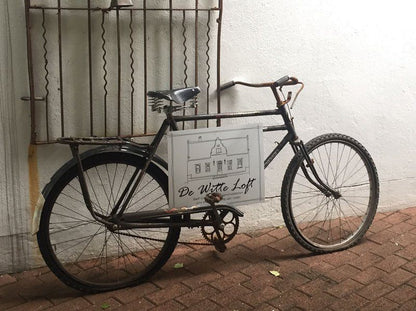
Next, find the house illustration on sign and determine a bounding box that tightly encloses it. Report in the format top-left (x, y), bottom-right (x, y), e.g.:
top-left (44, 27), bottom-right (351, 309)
top-left (187, 136), bottom-right (250, 181)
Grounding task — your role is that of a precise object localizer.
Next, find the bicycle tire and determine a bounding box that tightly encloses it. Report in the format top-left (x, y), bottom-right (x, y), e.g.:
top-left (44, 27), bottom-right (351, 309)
top-left (37, 151), bottom-right (180, 293)
top-left (281, 133), bottom-right (379, 253)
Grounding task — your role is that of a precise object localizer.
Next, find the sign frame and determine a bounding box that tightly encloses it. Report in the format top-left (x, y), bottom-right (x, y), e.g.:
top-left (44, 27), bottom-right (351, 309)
top-left (167, 124), bottom-right (265, 208)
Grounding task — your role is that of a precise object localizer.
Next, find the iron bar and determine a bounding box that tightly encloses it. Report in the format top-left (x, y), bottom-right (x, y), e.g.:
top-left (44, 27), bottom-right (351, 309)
top-left (41, 9), bottom-right (50, 142)
top-left (143, 0), bottom-right (148, 134)
top-left (182, 10), bottom-right (188, 88)
top-left (29, 6), bottom-right (219, 12)
top-left (194, 0), bottom-right (199, 129)
top-left (25, 0), bottom-right (223, 144)
top-left (182, 10), bottom-right (188, 130)
top-left (101, 11), bottom-right (108, 136)
top-left (87, 0), bottom-right (94, 136)
top-left (117, 8), bottom-right (121, 136)
top-left (57, 0), bottom-right (64, 137)
top-left (216, 0), bottom-right (223, 126)
top-left (129, 10), bottom-right (135, 136)
top-left (169, 0), bottom-right (173, 89)
top-left (24, 0), bottom-right (36, 144)
top-left (205, 10), bottom-right (211, 127)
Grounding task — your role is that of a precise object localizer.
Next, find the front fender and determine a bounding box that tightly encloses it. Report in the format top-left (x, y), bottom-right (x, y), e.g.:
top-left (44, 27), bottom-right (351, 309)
top-left (32, 144), bottom-right (168, 235)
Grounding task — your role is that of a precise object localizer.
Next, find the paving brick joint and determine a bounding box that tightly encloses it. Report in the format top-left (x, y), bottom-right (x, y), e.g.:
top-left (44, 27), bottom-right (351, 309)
top-left (1, 207), bottom-right (416, 310)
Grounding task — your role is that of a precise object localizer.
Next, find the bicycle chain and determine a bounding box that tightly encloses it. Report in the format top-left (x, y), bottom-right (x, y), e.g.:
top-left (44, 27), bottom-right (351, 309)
top-left (117, 231), bottom-right (213, 246)
top-left (117, 209), bottom-right (240, 247)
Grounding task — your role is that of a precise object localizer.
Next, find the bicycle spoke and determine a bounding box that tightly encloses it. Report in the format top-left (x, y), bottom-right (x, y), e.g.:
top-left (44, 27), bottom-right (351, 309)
top-left (293, 180), bottom-right (319, 192)
top-left (60, 187), bottom-right (103, 216)
top-left (84, 170), bottom-right (106, 215)
top-left (103, 164), bottom-right (117, 212)
top-left (114, 164), bottom-right (130, 208)
top-left (49, 219), bottom-right (96, 235)
top-left (294, 196), bottom-right (328, 224)
top-left (285, 135), bottom-right (378, 251)
top-left (94, 166), bottom-right (113, 214)
top-left (74, 225), bottom-right (105, 263)
top-left (129, 192), bottom-right (168, 211)
top-left (51, 206), bottom-right (91, 223)
top-left (291, 192), bottom-right (324, 202)
top-left (41, 153), bottom-right (178, 291)
top-left (54, 226), bottom-right (105, 257)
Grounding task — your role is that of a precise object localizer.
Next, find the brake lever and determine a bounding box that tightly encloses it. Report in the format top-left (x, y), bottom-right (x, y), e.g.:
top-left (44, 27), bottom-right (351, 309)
top-left (278, 80), bottom-right (304, 109)
top-left (290, 82), bottom-right (305, 109)
top-left (285, 91), bottom-right (293, 105)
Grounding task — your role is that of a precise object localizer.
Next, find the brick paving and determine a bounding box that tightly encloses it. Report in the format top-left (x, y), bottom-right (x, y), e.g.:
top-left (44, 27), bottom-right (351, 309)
top-left (1, 207), bottom-right (416, 310)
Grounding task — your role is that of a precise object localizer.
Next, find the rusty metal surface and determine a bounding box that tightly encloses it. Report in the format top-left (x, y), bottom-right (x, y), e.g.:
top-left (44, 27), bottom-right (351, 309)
top-left (24, 0), bottom-right (222, 144)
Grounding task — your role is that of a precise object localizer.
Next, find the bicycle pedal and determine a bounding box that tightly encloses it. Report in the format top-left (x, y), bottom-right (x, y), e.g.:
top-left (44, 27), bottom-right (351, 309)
top-left (213, 238), bottom-right (227, 253)
top-left (204, 192), bottom-right (223, 205)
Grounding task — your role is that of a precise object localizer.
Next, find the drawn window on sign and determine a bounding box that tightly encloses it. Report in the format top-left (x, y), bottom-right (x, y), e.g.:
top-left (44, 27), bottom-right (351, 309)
top-left (195, 164), bottom-right (201, 174)
top-left (227, 160), bottom-right (233, 171)
top-left (217, 161), bottom-right (223, 173)
top-left (205, 163), bottom-right (210, 172)
top-left (237, 158), bottom-right (243, 169)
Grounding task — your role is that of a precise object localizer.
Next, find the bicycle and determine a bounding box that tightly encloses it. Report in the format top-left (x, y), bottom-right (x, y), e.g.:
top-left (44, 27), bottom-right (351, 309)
top-left (34, 76), bottom-right (379, 293)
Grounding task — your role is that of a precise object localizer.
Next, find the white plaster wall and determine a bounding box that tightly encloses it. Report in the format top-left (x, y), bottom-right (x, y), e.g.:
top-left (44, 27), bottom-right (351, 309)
top-left (1, 0), bottom-right (416, 272)
top-left (0, 0), bottom-right (33, 272)
top-left (218, 0), bottom-right (416, 230)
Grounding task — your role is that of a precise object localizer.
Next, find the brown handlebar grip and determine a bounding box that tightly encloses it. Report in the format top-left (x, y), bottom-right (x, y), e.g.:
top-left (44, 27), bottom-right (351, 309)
top-left (290, 77), bottom-right (299, 84)
top-left (220, 81), bottom-right (236, 91)
top-left (280, 77), bottom-right (299, 86)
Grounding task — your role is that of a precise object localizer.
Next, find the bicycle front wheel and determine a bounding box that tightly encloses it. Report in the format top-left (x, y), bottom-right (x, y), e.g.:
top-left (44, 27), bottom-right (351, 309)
top-left (281, 133), bottom-right (379, 253)
top-left (37, 151), bottom-right (180, 293)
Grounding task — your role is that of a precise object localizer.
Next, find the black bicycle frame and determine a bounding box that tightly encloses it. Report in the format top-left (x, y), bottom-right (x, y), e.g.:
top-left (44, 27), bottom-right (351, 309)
top-left (111, 104), bottom-right (298, 218)
top-left (71, 101), bottom-right (338, 227)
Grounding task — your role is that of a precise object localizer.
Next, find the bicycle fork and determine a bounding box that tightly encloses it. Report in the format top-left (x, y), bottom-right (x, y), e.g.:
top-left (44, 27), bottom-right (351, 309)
top-left (293, 141), bottom-right (341, 199)
top-left (278, 105), bottom-right (340, 199)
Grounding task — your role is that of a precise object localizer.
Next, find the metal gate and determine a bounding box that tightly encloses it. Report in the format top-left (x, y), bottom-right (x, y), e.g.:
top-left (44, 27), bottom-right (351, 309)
top-left (23, 0), bottom-right (223, 144)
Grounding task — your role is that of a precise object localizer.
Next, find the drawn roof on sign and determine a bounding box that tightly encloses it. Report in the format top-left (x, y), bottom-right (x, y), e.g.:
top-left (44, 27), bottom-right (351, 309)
top-left (188, 136), bottom-right (249, 160)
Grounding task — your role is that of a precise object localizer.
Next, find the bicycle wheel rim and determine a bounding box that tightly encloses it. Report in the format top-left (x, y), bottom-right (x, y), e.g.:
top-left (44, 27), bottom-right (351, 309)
top-left (39, 152), bottom-right (179, 292)
top-left (288, 137), bottom-right (378, 250)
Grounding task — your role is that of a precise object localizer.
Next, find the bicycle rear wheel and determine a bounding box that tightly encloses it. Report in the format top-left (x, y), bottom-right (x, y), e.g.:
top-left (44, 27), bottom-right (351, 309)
top-left (281, 133), bottom-right (379, 253)
top-left (37, 151), bottom-right (180, 293)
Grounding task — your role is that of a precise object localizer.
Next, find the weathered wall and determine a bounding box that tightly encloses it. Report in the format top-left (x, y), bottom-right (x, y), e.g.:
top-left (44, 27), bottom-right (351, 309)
top-left (219, 0), bottom-right (416, 230)
top-left (1, 0), bottom-right (416, 273)
top-left (0, 0), bottom-right (33, 272)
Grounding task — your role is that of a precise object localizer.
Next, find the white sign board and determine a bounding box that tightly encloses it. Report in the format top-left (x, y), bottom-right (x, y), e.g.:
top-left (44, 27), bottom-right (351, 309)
top-left (168, 124), bottom-right (265, 208)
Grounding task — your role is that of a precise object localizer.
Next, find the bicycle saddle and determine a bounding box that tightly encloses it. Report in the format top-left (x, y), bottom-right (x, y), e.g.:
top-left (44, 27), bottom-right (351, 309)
top-left (147, 87), bottom-right (200, 105)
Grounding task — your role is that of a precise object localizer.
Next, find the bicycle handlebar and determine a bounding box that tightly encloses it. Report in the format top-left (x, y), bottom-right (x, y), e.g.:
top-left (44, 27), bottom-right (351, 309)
top-left (219, 75), bottom-right (303, 108)
top-left (276, 76), bottom-right (299, 86)
top-left (219, 76), bottom-right (299, 92)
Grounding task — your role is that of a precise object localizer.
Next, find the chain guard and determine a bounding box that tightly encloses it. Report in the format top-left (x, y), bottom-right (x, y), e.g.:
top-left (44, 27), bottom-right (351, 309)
top-left (201, 209), bottom-right (240, 244)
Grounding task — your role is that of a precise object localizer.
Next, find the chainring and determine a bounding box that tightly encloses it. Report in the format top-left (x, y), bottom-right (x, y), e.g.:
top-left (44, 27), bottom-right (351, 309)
top-left (201, 209), bottom-right (240, 244)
